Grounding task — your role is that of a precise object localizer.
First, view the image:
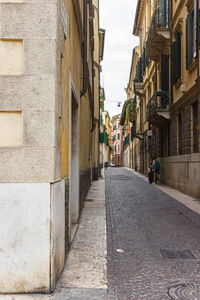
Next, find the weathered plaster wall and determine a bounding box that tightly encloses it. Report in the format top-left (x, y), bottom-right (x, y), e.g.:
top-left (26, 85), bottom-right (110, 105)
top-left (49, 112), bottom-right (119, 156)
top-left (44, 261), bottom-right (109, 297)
top-left (0, 183), bottom-right (51, 293)
top-left (50, 180), bottom-right (65, 291)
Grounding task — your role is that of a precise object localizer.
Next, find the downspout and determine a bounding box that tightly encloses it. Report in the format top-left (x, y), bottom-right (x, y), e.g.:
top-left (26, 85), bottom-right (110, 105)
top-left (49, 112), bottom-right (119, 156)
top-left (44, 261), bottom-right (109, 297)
top-left (170, 0), bottom-right (173, 107)
top-left (196, 0), bottom-right (199, 80)
top-left (98, 0), bottom-right (101, 177)
top-left (80, 0), bottom-right (88, 97)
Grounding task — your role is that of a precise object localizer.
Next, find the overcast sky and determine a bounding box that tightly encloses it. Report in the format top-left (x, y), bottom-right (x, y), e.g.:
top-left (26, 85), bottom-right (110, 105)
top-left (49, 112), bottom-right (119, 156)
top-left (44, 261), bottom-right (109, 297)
top-left (99, 0), bottom-right (139, 118)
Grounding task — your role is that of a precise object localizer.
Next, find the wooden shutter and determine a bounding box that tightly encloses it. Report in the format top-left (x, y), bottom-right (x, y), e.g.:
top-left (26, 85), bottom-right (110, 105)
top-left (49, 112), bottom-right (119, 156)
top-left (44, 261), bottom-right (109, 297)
top-left (142, 49), bottom-right (146, 75)
top-left (172, 42), bottom-right (177, 85)
top-left (161, 55), bottom-right (169, 91)
top-left (186, 14), bottom-right (193, 69)
top-left (139, 57), bottom-right (143, 82)
top-left (176, 32), bottom-right (181, 81)
top-left (135, 63), bottom-right (139, 82)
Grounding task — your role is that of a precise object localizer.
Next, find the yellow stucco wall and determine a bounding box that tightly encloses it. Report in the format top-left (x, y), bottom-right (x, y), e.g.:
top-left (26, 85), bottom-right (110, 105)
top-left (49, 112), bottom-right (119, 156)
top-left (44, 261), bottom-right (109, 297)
top-left (172, 0), bottom-right (198, 104)
top-left (60, 0), bottom-right (100, 176)
top-left (80, 92), bottom-right (91, 170)
top-left (60, 0), bottom-right (82, 178)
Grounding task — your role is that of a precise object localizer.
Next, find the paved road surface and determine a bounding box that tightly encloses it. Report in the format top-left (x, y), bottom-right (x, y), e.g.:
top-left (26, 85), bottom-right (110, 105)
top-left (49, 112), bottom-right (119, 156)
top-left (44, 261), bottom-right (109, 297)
top-left (106, 167), bottom-right (200, 300)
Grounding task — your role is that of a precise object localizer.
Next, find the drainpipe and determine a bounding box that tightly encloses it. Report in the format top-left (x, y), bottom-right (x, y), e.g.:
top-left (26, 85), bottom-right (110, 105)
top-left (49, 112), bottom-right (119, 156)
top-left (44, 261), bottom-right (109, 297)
top-left (80, 0), bottom-right (88, 97)
top-left (98, 0), bottom-right (100, 177)
top-left (155, 63), bottom-right (158, 105)
top-left (170, 0), bottom-right (173, 107)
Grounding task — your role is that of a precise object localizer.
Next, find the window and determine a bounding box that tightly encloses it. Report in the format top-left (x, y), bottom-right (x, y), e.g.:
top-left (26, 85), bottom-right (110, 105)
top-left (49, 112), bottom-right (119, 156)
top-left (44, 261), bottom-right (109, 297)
top-left (115, 145), bottom-right (116, 152)
top-left (117, 133), bottom-right (120, 140)
top-left (118, 144), bottom-right (120, 152)
top-left (192, 101), bottom-right (199, 153)
top-left (178, 113), bottom-right (182, 154)
top-left (172, 32), bottom-right (181, 85)
top-left (186, 13), bottom-right (194, 69)
top-left (161, 55), bottom-right (169, 107)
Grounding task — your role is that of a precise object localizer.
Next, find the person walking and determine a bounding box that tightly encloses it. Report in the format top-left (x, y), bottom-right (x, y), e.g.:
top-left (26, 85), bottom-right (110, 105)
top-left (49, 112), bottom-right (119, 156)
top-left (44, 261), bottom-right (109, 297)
top-left (152, 157), bottom-right (160, 183)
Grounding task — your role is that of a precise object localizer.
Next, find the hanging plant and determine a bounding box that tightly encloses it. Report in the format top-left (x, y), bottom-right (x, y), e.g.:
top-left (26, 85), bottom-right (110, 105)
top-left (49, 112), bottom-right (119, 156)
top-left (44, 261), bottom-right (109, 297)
top-left (125, 100), bottom-right (136, 125)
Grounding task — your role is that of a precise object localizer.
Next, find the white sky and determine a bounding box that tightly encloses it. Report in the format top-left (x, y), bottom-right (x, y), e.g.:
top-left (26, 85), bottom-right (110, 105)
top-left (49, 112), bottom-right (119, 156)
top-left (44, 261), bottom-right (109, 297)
top-left (99, 0), bottom-right (139, 118)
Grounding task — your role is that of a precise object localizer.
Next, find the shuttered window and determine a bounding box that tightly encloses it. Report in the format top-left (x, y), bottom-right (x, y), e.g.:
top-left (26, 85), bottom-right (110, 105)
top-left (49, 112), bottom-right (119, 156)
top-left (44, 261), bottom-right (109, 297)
top-left (176, 32), bottom-right (181, 80)
top-left (142, 49), bottom-right (146, 75)
top-left (178, 113), bottom-right (182, 155)
top-left (172, 32), bottom-right (181, 85)
top-left (161, 55), bottom-right (169, 91)
top-left (186, 14), bottom-right (194, 69)
top-left (161, 55), bottom-right (169, 107)
top-left (172, 42), bottom-right (176, 85)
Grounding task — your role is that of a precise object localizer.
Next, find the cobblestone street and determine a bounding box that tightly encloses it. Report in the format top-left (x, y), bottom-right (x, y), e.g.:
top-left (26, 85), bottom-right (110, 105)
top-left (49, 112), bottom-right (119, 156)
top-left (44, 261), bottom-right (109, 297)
top-left (106, 167), bottom-right (200, 300)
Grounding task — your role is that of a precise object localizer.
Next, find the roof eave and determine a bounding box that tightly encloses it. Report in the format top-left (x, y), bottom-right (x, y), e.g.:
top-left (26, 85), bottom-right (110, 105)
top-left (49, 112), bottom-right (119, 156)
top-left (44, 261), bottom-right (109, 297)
top-left (133, 0), bottom-right (144, 36)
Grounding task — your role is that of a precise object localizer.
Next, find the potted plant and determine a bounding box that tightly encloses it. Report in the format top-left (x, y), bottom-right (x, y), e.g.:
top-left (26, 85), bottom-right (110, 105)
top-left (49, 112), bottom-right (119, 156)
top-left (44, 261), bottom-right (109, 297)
top-left (125, 100), bottom-right (136, 124)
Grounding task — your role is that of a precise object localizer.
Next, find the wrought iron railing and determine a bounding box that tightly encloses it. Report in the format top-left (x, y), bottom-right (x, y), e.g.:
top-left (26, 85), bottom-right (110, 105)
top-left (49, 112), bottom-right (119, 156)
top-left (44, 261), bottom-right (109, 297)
top-left (146, 90), bottom-right (169, 117)
top-left (146, 7), bottom-right (169, 53)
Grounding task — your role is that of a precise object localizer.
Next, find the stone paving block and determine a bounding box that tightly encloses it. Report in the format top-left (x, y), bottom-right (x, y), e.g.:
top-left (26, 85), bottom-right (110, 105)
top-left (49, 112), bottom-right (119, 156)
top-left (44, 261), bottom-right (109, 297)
top-left (105, 167), bottom-right (200, 299)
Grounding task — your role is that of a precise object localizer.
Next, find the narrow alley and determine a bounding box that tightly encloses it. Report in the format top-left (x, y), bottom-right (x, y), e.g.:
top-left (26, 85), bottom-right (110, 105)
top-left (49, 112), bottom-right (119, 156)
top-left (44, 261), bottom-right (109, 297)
top-left (106, 167), bottom-right (200, 300)
top-left (0, 0), bottom-right (200, 299)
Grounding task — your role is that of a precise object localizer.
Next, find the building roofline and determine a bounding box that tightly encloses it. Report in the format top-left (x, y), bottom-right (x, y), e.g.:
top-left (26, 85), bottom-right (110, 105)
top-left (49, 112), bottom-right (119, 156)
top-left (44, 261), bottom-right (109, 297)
top-left (133, 0), bottom-right (143, 36)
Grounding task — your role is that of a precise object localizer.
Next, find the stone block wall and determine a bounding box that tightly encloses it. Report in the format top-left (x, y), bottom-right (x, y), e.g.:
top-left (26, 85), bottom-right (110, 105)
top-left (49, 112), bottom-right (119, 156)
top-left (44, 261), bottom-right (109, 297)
top-left (0, 0), bottom-right (65, 293)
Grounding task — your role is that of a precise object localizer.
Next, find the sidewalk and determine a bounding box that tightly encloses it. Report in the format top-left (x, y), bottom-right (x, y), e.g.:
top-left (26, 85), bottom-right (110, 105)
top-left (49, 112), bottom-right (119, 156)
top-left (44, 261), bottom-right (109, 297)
top-left (126, 167), bottom-right (200, 215)
top-left (0, 178), bottom-right (107, 300)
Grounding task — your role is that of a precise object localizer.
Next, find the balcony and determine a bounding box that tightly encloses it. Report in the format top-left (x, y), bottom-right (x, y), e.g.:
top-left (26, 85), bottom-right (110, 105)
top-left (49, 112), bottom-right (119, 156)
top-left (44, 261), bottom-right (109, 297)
top-left (146, 7), bottom-right (170, 62)
top-left (146, 91), bottom-right (170, 127)
top-left (134, 81), bottom-right (144, 97)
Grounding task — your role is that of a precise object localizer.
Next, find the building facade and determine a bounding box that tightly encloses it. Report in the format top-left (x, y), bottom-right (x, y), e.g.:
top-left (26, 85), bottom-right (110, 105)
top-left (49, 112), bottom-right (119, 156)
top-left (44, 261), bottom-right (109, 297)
top-left (0, 0), bottom-right (103, 293)
top-left (100, 108), bottom-right (112, 167)
top-left (112, 114), bottom-right (123, 166)
top-left (133, 0), bottom-right (200, 198)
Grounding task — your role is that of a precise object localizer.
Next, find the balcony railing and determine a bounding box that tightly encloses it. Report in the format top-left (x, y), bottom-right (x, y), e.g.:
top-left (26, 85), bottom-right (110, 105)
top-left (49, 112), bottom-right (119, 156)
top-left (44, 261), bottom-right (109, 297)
top-left (147, 91), bottom-right (169, 111)
top-left (146, 6), bottom-right (170, 61)
top-left (146, 91), bottom-right (170, 125)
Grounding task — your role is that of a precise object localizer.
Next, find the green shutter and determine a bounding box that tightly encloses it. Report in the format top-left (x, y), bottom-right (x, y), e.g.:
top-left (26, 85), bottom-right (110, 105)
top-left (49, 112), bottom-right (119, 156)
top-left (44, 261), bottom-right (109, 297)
top-left (186, 14), bottom-right (193, 69)
top-left (142, 49), bottom-right (146, 75)
top-left (176, 32), bottom-right (181, 80)
top-left (100, 132), bottom-right (104, 143)
top-left (161, 55), bottom-right (169, 91)
top-left (135, 63), bottom-right (139, 82)
top-left (172, 41), bottom-right (177, 85)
